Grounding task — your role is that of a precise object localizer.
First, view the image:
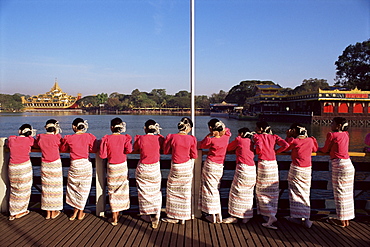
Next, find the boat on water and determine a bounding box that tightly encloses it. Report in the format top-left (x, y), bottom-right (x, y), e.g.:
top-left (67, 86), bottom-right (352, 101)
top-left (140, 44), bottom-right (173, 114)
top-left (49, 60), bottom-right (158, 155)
top-left (21, 80), bottom-right (81, 111)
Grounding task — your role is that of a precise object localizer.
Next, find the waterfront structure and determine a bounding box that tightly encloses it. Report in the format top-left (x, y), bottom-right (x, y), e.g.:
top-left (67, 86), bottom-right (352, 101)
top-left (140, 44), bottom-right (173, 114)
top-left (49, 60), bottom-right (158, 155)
top-left (239, 85), bottom-right (370, 126)
top-left (21, 80), bottom-right (81, 111)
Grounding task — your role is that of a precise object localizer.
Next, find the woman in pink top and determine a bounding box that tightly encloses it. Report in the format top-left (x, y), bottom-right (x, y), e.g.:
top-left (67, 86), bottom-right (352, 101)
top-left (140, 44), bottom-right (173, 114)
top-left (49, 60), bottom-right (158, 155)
top-left (319, 117), bottom-right (355, 228)
top-left (364, 133), bottom-right (370, 153)
top-left (253, 121), bottom-right (289, 229)
top-left (223, 128), bottom-right (256, 224)
top-left (133, 119), bottom-right (164, 229)
top-left (100, 117), bottom-right (132, 226)
top-left (198, 118), bottom-right (231, 224)
top-left (61, 118), bottom-right (97, 221)
top-left (36, 119), bottom-right (63, 220)
top-left (162, 117), bottom-right (198, 224)
top-left (7, 124), bottom-right (35, 221)
top-left (284, 123), bottom-right (318, 229)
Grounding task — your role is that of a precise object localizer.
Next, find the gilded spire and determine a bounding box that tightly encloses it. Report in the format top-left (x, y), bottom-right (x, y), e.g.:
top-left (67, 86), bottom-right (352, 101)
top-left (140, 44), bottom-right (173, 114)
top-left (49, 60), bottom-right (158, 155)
top-left (51, 78), bottom-right (62, 92)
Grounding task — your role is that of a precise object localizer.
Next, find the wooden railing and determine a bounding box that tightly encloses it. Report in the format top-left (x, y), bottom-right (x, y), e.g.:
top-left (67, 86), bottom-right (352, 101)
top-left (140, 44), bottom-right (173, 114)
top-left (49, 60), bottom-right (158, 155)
top-left (1, 137), bottom-right (369, 218)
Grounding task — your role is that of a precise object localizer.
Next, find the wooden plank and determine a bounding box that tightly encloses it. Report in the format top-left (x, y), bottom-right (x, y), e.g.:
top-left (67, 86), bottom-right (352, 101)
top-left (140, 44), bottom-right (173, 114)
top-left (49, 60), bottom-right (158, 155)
top-left (58, 213), bottom-right (99, 246)
top-left (114, 215), bottom-right (140, 247)
top-left (221, 223), bottom-right (241, 247)
top-left (31, 212), bottom-right (73, 246)
top-left (348, 221), bottom-right (370, 241)
top-left (170, 221), bottom-right (180, 246)
top-left (77, 215), bottom-right (109, 247)
top-left (184, 220), bottom-right (193, 247)
top-left (131, 220), bottom-right (151, 247)
top-left (235, 221), bottom-right (255, 246)
top-left (104, 215), bottom-right (132, 247)
top-left (192, 218), bottom-right (200, 247)
top-left (313, 220), bottom-right (348, 247)
top-left (199, 218), bottom-right (212, 247)
top-left (124, 218), bottom-right (145, 247)
top-left (208, 222), bottom-right (220, 247)
top-left (250, 218), bottom-right (279, 247)
top-left (0, 211), bottom-right (41, 245)
top-left (153, 218), bottom-right (169, 246)
top-left (176, 223), bottom-right (186, 246)
top-left (160, 220), bottom-right (174, 247)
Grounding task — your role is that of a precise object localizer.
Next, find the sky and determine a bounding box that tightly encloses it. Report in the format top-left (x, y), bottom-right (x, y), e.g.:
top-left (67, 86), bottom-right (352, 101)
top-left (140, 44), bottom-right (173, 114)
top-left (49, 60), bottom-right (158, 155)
top-left (0, 0), bottom-right (369, 97)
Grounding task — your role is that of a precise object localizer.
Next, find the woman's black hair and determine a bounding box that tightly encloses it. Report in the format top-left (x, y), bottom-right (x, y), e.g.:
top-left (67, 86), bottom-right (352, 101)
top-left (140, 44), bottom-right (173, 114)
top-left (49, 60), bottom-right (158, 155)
top-left (145, 119), bottom-right (157, 133)
top-left (45, 119), bottom-right (58, 133)
top-left (256, 121), bottom-right (272, 134)
top-left (19, 124), bottom-right (32, 137)
top-left (208, 118), bottom-right (224, 132)
top-left (72, 117), bottom-right (85, 130)
top-left (178, 117), bottom-right (193, 131)
top-left (333, 117), bottom-right (348, 131)
top-left (238, 127), bottom-right (253, 138)
top-left (111, 117), bottom-right (124, 133)
top-left (289, 123), bottom-right (308, 137)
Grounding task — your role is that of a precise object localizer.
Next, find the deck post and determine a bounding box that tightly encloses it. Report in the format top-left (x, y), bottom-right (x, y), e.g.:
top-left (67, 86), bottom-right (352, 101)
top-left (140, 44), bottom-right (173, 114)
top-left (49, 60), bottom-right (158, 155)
top-left (0, 138), bottom-right (9, 214)
top-left (95, 154), bottom-right (106, 217)
top-left (192, 149), bottom-right (203, 218)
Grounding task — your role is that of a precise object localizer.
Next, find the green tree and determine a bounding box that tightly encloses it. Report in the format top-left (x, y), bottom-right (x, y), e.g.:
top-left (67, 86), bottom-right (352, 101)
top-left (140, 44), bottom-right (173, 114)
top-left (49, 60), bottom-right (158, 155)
top-left (195, 95), bottom-right (210, 108)
top-left (291, 78), bottom-right (330, 94)
top-left (225, 80), bottom-right (275, 105)
top-left (0, 94), bottom-right (23, 112)
top-left (77, 95), bottom-right (99, 108)
top-left (209, 90), bottom-right (227, 103)
top-left (96, 93), bottom-right (108, 104)
top-left (335, 39), bottom-right (370, 90)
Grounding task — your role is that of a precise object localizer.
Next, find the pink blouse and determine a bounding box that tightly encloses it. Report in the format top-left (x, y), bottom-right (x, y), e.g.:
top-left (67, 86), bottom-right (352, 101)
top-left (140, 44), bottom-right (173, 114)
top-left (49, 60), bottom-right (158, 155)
top-left (7, 135), bottom-right (35, 164)
top-left (227, 136), bottom-right (255, 166)
top-left (61, 133), bottom-right (97, 160)
top-left (100, 134), bottom-right (132, 164)
top-left (286, 137), bottom-right (318, 167)
top-left (164, 133), bottom-right (198, 164)
top-left (319, 131), bottom-right (350, 159)
top-left (253, 133), bottom-right (289, 161)
top-left (36, 133), bottom-right (62, 163)
top-left (199, 128), bottom-right (231, 164)
top-left (133, 134), bottom-right (164, 164)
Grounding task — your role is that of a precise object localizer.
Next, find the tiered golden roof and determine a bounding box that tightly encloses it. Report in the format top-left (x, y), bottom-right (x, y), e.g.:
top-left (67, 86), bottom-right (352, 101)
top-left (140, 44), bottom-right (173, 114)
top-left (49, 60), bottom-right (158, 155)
top-left (21, 80), bottom-right (81, 109)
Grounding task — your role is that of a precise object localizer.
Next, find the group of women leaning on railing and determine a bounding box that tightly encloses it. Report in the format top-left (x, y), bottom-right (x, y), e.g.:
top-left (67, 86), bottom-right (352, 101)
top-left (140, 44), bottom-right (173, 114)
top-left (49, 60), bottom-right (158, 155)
top-left (5, 116), bottom-right (361, 230)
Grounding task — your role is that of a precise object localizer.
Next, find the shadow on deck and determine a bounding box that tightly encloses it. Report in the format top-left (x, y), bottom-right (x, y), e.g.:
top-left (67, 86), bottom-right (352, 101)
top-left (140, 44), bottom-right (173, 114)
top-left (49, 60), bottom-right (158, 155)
top-left (1, 210), bottom-right (369, 247)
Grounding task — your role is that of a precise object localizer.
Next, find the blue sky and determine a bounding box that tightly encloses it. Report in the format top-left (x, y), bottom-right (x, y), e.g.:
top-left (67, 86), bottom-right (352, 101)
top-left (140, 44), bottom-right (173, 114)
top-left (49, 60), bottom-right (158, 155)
top-left (0, 0), bottom-right (369, 97)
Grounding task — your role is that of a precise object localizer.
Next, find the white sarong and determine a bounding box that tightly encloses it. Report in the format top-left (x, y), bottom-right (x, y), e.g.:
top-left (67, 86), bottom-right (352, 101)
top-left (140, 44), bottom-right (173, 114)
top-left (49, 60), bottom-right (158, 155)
top-left (166, 159), bottom-right (194, 220)
top-left (136, 162), bottom-right (162, 215)
top-left (198, 159), bottom-right (223, 215)
top-left (66, 158), bottom-right (92, 210)
top-left (107, 161), bottom-right (130, 212)
top-left (9, 161), bottom-right (33, 216)
top-left (228, 164), bottom-right (256, 219)
top-left (256, 159), bottom-right (279, 217)
top-left (288, 165), bottom-right (311, 218)
top-left (331, 158), bottom-right (355, 220)
top-left (41, 159), bottom-right (63, 211)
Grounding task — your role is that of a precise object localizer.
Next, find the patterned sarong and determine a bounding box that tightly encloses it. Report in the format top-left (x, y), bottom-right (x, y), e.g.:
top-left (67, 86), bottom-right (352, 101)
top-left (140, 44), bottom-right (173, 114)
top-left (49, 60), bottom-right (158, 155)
top-left (166, 159), bottom-right (194, 220)
top-left (136, 162), bottom-right (162, 215)
top-left (66, 158), bottom-right (92, 210)
top-left (41, 159), bottom-right (63, 211)
top-left (331, 158), bottom-right (355, 220)
top-left (228, 164), bottom-right (256, 219)
top-left (108, 161), bottom-right (130, 212)
top-left (288, 165), bottom-right (311, 218)
top-left (256, 159), bottom-right (279, 217)
top-left (198, 159), bottom-right (223, 215)
top-left (8, 161), bottom-right (33, 216)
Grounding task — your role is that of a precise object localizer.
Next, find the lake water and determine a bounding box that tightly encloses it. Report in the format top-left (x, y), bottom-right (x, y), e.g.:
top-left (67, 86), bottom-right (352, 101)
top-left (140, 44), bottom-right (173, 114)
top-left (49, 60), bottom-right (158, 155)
top-left (0, 112), bottom-right (368, 152)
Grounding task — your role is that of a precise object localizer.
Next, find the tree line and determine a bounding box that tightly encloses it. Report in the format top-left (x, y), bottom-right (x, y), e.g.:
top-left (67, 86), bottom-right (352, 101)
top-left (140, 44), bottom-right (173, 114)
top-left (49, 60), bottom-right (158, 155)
top-left (1, 39), bottom-right (369, 112)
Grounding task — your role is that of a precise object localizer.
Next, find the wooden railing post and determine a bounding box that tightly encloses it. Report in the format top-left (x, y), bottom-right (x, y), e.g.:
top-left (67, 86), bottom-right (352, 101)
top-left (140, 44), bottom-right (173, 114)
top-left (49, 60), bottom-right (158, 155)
top-left (0, 138), bottom-right (9, 214)
top-left (95, 154), bottom-right (106, 217)
top-left (192, 149), bottom-right (203, 218)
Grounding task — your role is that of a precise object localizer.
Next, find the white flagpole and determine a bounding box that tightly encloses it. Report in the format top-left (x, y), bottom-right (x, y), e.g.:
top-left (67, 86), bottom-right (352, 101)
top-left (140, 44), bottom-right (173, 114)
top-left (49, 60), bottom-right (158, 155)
top-left (190, 0), bottom-right (195, 135)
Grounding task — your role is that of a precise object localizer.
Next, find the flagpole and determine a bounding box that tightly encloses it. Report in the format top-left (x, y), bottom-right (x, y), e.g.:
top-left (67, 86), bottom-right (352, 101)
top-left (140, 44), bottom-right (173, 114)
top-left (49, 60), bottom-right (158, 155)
top-left (190, 0), bottom-right (195, 135)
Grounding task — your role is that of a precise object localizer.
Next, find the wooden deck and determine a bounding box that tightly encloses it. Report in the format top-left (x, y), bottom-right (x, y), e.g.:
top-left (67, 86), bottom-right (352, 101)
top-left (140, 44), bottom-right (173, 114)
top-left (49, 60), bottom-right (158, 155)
top-left (1, 211), bottom-right (369, 247)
